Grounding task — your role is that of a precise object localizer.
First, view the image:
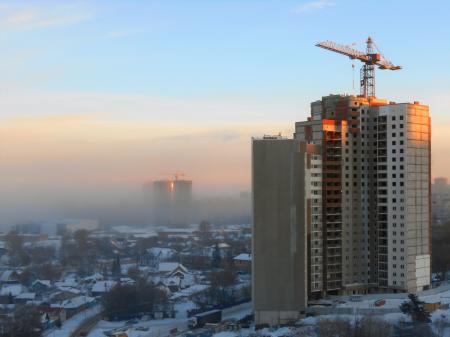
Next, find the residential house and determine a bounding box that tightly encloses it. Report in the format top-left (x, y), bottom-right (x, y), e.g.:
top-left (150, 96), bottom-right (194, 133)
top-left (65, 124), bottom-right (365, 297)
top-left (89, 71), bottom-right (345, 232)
top-left (233, 253), bottom-right (251, 271)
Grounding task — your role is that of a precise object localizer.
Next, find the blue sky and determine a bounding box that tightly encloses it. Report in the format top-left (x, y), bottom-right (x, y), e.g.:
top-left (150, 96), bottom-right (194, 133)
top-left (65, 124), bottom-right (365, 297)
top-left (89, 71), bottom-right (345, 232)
top-left (0, 0), bottom-right (449, 222)
top-left (0, 0), bottom-right (449, 122)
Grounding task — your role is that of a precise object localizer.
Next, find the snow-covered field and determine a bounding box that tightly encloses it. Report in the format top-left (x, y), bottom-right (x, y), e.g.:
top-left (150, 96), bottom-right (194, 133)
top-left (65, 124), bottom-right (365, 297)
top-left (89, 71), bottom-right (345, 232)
top-left (335, 287), bottom-right (450, 310)
top-left (77, 285), bottom-right (450, 337)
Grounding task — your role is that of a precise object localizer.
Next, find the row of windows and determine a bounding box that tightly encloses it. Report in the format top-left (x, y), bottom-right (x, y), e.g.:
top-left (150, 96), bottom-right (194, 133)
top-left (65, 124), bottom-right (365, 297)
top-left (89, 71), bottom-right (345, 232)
top-left (392, 247), bottom-right (405, 252)
top-left (343, 147), bottom-right (406, 155)
top-left (344, 156), bottom-right (406, 163)
top-left (359, 115), bottom-right (405, 122)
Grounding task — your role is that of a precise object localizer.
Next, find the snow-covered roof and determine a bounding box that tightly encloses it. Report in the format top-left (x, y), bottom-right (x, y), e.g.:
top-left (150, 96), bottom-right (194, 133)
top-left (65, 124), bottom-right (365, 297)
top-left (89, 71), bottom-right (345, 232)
top-left (208, 243), bottom-right (230, 249)
top-left (33, 279), bottom-right (51, 287)
top-left (15, 292), bottom-right (35, 300)
top-left (32, 239), bottom-right (62, 249)
top-left (51, 296), bottom-right (95, 309)
top-left (170, 284), bottom-right (209, 300)
top-left (55, 277), bottom-right (78, 288)
top-left (0, 284), bottom-right (25, 297)
top-left (0, 270), bottom-right (18, 282)
top-left (159, 228), bottom-right (196, 234)
top-left (91, 281), bottom-right (116, 293)
top-left (233, 253), bottom-right (251, 261)
top-left (159, 274), bottom-right (195, 289)
top-left (112, 226), bottom-right (157, 237)
top-left (56, 286), bottom-right (81, 295)
top-left (158, 262), bottom-right (187, 274)
top-left (119, 277), bottom-right (135, 285)
top-left (83, 273), bottom-right (103, 282)
top-left (147, 247), bottom-right (176, 258)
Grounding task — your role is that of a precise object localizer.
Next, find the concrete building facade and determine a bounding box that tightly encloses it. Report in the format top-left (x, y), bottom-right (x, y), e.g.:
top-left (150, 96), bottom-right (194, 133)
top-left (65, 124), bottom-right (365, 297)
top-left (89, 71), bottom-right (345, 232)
top-left (252, 94), bottom-right (431, 324)
top-left (252, 136), bottom-right (320, 325)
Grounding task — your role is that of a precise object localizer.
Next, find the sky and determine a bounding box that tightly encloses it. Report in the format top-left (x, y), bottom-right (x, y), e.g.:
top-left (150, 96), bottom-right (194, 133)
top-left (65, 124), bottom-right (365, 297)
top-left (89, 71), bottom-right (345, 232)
top-left (0, 0), bottom-right (449, 224)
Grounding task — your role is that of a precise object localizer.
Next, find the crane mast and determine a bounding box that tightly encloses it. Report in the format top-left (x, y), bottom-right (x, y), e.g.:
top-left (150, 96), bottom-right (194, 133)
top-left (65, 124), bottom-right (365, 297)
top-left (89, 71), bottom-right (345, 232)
top-left (361, 37), bottom-right (375, 97)
top-left (316, 37), bottom-right (401, 98)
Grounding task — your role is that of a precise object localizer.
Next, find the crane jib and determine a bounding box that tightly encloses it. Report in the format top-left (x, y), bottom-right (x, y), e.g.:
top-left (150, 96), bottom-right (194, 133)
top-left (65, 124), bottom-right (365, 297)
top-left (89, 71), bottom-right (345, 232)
top-left (315, 36), bottom-right (401, 97)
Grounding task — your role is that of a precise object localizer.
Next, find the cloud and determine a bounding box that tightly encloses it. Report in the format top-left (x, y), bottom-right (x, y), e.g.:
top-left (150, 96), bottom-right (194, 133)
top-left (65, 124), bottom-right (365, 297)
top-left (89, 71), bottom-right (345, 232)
top-left (0, 89), bottom-right (306, 125)
top-left (293, 0), bottom-right (333, 13)
top-left (0, 3), bottom-right (91, 30)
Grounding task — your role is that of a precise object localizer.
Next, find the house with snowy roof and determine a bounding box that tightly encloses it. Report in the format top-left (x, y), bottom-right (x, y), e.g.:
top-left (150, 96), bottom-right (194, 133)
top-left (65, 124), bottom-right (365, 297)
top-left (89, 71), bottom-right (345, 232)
top-left (51, 295), bottom-right (96, 318)
top-left (31, 279), bottom-right (52, 293)
top-left (0, 270), bottom-right (20, 284)
top-left (0, 283), bottom-right (27, 303)
top-left (14, 292), bottom-right (36, 304)
top-left (91, 280), bottom-right (117, 297)
top-left (233, 253), bottom-right (251, 270)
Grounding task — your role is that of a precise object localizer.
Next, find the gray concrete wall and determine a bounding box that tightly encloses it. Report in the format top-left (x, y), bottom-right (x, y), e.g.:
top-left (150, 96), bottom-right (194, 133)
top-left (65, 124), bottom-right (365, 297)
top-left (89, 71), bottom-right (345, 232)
top-left (252, 138), bottom-right (308, 324)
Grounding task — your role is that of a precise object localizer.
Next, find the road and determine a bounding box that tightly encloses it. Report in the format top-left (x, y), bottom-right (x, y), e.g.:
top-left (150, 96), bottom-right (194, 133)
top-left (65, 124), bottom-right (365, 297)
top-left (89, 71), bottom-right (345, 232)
top-left (70, 312), bottom-right (104, 337)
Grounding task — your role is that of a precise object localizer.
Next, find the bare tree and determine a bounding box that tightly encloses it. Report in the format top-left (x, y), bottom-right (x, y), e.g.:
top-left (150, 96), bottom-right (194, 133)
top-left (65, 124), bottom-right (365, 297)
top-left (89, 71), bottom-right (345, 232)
top-left (316, 316), bottom-right (393, 337)
top-left (0, 306), bottom-right (42, 337)
top-left (316, 318), bottom-right (352, 337)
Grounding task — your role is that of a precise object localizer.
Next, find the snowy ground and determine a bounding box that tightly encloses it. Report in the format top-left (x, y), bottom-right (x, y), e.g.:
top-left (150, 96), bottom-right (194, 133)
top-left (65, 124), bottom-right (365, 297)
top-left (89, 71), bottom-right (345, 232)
top-left (174, 300), bottom-right (197, 319)
top-left (336, 287), bottom-right (450, 310)
top-left (85, 302), bottom-right (252, 337)
top-left (43, 305), bottom-right (102, 337)
top-left (86, 317), bottom-right (188, 337)
top-left (80, 285), bottom-right (450, 337)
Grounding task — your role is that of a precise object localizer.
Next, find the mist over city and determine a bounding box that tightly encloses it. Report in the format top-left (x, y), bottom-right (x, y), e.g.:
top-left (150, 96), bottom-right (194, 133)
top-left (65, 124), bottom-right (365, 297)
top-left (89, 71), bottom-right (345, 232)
top-left (0, 1), bottom-right (450, 337)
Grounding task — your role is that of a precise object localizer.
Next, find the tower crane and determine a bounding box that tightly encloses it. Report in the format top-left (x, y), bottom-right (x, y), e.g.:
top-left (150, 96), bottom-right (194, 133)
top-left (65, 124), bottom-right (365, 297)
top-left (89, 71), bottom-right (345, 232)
top-left (315, 36), bottom-right (401, 98)
top-left (172, 171), bottom-right (185, 181)
top-left (160, 171), bottom-right (186, 181)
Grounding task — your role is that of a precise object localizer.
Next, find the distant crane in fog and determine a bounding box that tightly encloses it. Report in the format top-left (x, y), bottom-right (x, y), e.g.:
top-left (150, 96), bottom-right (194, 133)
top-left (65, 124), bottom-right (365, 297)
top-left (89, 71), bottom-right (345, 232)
top-left (161, 171), bottom-right (186, 181)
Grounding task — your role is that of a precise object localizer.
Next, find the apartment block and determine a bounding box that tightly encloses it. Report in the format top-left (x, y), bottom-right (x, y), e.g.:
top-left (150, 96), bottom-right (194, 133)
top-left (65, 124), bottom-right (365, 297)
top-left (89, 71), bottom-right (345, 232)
top-left (252, 95), bottom-right (431, 321)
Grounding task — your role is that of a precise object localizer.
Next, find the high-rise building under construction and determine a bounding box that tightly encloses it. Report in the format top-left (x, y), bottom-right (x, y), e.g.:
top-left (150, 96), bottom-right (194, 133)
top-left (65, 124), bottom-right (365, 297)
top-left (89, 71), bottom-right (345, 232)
top-left (147, 178), bottom-right (193, 227)
top-left (252, 94), bottom-right (431, 325)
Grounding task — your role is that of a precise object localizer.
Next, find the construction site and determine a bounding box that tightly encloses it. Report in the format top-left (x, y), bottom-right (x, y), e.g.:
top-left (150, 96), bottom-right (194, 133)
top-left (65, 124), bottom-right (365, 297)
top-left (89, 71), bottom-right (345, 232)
top-left (252, 36), bottom-right (431, 325)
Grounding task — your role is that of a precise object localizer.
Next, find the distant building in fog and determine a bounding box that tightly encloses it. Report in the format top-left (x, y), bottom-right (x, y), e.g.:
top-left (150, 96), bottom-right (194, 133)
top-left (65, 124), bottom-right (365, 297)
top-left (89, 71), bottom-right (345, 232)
top-left (147, 178), bottom-right (193, 227)
top-left (432, 177), bottom-right (450, 224)
top-left (12, 219), bottom-right (99, 236)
